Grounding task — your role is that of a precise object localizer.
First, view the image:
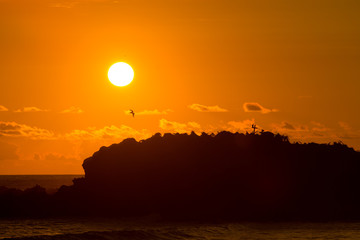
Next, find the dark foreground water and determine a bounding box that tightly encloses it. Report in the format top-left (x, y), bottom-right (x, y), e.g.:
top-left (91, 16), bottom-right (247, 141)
top-left (1, 176), bottom-right (360, 239)
top-left (1, 219), bottom-right (360, 240)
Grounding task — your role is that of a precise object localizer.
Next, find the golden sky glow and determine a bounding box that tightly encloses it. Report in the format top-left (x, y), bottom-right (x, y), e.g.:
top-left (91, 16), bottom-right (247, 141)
top-left (0, 0), bottom-right (360, 174)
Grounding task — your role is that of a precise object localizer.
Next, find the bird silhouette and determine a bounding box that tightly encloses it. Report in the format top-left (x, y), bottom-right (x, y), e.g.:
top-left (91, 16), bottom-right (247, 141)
top-left (129, 109), bottom-right (135, 117)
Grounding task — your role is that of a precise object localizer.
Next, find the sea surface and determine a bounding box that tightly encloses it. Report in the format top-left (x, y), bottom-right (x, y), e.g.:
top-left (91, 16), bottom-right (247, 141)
top-left (1, 219), bottom-right (360, 239)
top-left (0, 175), bottom-right (83, 193)
top-left (1, 176), bottom-right (360, 239)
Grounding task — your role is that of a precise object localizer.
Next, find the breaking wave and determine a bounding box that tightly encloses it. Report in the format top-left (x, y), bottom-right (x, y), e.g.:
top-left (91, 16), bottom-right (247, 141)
top-left (3, 222), bottom-right (360, 240)
top-left (2, 228), bottom-right (213, 240)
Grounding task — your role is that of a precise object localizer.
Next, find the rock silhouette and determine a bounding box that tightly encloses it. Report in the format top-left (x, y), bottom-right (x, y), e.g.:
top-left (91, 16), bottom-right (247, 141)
top-left (1, 131), bottom-right (360, 220)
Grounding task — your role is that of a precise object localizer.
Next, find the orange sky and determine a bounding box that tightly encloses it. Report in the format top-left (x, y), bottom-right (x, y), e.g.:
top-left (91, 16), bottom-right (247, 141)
top-left (0, 0), bottom-right (359, 174)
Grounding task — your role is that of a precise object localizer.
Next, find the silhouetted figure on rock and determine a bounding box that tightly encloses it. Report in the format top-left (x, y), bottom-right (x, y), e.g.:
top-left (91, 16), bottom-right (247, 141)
top-left (251, 124), bottom-right (258, 134)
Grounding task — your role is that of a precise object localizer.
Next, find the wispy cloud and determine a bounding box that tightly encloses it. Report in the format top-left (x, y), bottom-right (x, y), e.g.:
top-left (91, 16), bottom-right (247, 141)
top-left (14, 107), bottom-right (49, 113)
top-left (337, 121), bottom-right (360, 140)
top-left (269, 121), bottom-right (341, 141)
top-left (61, 106), bottom-right (83, 114)
top-left (0, 119), bottom-right (151, 143)
top-left (34, 153), bottom-right (79, 166)
top-left (310, 121), bottom-right (329, 132)
top-left (159, 119), bottom-right (201, 133)
top-left (243, 102), bottom-right (278, 114)
top-left (0, 121), bottom-right (54, 140)
top-left (65, 125), bottom-right (149, 141)
top-left (227, 119), bottom-right (259, 132)
top-left (30, 152), bottom-right (83, 174)
top-left (124, 109), bottom-right (173, 116)
top-left (0, 105), bottom-right (8, 112)
top-left (272, 121), bottom-right (329, 134)
top-left (271, 121), bottom-right (308, 133)
top-left (188, 104), bottom-right (228, 113)
top-left (339, 121), bottom-right (351, 131)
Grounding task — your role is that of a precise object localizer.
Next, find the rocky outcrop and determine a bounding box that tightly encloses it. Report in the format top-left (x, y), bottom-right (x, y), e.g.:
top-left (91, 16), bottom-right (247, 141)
top-left (1, 131), bottom-right (360, 220)
top-left (76, 131), bottom-right (360, 220)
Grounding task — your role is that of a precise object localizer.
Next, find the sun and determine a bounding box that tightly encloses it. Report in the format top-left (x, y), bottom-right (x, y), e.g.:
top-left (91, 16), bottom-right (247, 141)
top-left (108, 62), bottom-right (134, 87)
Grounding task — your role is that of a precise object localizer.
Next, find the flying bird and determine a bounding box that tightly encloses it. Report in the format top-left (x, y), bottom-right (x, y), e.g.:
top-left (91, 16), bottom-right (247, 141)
top-left (129, 109), bottom-right (135, 117)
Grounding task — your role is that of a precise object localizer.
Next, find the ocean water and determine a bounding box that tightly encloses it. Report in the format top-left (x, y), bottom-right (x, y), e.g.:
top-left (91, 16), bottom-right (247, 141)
top-left (0, 175), bottom-right (83, 193)
top-left (1, 219), bottom-right (360, 239)
top-left (1, 176), bottom-right (360, 239)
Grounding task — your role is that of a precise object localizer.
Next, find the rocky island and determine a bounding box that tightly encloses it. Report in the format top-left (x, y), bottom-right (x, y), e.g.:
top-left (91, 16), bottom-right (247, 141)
top-left (1, 131), bottom-right (360, 220)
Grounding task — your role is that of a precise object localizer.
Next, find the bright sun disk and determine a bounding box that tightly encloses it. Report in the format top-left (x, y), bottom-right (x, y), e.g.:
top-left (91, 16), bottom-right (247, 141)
top-left (108, 62), bottom-right (134, 87)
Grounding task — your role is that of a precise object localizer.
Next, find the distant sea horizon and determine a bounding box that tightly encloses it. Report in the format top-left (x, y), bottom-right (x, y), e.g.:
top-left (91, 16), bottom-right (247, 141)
top-left (0, 175), bottom-right (84, 193)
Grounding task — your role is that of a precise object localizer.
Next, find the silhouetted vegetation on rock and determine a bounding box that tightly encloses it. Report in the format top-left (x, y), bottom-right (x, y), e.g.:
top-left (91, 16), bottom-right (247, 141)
top-left (1, 131), bottom-right (360, 220)
top-left (0, 185), bottom-right (49, 217)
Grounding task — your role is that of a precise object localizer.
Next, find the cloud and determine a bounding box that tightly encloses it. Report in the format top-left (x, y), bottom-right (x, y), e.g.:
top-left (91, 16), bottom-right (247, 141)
top-left (188, 104), bottom-right (228, 112)
top-left (269, 121), bottom-right (343, 142)
top-left (0, 141), bottom-right (18, 161)
top-left (227, 119), bottom-right (260, 132)
top-left (61, 106), bottom-right (83, 114)
top-left (280, 122), bottom-right (296, 130)
top-left (34, 153), bottom-right (80, 166)
top-left (0, 121), bottom-right (54, 139)
top-left (271, 121), bottom-right (308, 133)
top-left (65, 125), bottom-right (149, 141)
top-left (310, 121), bottom-right (329, 132)
top-left (339, 121), bottom-right (351, 131)
top-left (14, 107), bottom-right (49, 113)
top-left (272, 121), bottom-right (328, 134)
top-left (124, 109), bottom-right (173, 116)
top-left (188, 122), bottom-right (201, 129)
top-left (0, 120), bottom-right (149, 142)
top-left (243, 102), bottom-right (278, 114)
top-left (26, 152), bottom-right (84, 175)
top-left (159, 119), bottom-right (201, 133)
top-left (0, 105), bottom-right (8, 112)
top-left (41, 153), bottom-right (77, 163)
top-left (337, 122), bottom-right (360, 140)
